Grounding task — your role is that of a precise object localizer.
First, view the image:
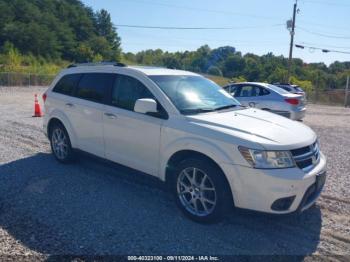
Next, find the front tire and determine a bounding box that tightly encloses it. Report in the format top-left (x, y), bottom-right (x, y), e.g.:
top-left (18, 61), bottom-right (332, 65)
top-left (49, 123), bottom-right (74, 163)
top-left (171, 157), bottom-right (232, 223)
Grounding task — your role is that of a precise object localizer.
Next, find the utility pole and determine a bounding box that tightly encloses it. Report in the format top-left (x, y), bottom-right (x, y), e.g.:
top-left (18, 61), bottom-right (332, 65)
top-left (287, 0), bottom-right (298, 83)
top-left (345, 75), bottom-right (349, 107)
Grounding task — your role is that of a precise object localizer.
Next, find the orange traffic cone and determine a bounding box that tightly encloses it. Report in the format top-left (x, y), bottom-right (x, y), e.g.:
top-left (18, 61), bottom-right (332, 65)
top-left (33, 94), bottom-right (43, 117)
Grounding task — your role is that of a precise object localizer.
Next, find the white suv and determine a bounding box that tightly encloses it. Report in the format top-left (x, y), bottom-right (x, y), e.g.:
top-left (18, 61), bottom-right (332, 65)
top-left (43, 63), bottom-right (326, 223)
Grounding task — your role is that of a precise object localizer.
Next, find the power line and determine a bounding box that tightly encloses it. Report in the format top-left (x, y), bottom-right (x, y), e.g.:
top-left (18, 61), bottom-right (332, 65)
top-left (120, 0), bottom-right (282, 21)
top-left (300, 0), bottom-right (350, 7)
top-left (300, 42), bottom-right (350, 50)
top-left (122, 30), bottom-right (288, 46)
top-left (116, 24), bottom-right (284, 30)
top-left (123, 38), bottom-right (288, 46)
top-left (122, 0), bottom-right (349, 35)
top-left (295, 44), bottom-right (350, 54)
top-left (297, 26), bottom-right (350, 39)
top-left (298, 20), bottom-right (349, 31)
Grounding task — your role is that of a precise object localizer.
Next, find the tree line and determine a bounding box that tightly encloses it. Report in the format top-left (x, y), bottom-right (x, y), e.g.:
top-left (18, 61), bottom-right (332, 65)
top-left (124, 45), bottom-right (350, 91)
top-left (0, 0), bottom-right (349, 90)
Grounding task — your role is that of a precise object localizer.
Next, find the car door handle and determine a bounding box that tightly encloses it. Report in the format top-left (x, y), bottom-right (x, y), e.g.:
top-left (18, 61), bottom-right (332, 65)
top-left (65, 103), bottom-right (75, 108)
top-left (104, 112), bottom-right (117, 119)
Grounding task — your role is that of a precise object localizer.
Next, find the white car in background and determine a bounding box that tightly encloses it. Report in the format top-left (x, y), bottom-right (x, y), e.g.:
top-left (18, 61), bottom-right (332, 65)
top-left (223, 82), bottom-right (306, 120)
top-left (43, 63), bottom-right (326, 223)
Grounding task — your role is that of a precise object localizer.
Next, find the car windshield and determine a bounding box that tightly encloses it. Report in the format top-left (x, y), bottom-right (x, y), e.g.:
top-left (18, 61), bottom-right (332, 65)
top-left (150, 75), bottom-right (241, 115)
top-left (265, 84), bottom-right (291, 95)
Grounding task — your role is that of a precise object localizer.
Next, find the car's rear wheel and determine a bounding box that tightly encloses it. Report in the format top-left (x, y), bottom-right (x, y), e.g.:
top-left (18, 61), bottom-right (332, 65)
top-left (50, 123), bottom-right (74, 163)
top-left (172, 157), bottom-right (232, 223)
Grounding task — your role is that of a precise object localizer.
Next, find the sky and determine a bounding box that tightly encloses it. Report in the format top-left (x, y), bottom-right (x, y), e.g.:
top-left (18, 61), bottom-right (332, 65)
top-left (83, 0), bottom-right (350, 65)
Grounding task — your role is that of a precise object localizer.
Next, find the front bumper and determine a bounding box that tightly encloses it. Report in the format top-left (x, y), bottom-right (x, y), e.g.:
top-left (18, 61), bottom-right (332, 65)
top-left (221, 152), bottom-right (326, 214)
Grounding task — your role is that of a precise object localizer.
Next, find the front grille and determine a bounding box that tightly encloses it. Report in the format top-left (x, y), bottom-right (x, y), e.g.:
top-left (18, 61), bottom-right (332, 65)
top-left (290, 145), bottom-right (309, 156)
top-left (290, 141), bottom-right (320, 172)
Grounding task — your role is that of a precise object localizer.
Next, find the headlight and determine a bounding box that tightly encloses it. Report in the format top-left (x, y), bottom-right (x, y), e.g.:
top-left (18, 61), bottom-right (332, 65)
top-left (238, 146), bottom-right (295, 169)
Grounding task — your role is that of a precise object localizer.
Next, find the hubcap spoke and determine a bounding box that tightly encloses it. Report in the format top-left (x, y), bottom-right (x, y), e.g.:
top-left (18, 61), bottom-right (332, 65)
top-left (202, 197), bottom-right (215, 205)
top-left (184, 170), bottom-right (193, 184)
top-left (200, 199), bottom-right (209, 213)
top-left (192, 168), bottom-right (198, 185)
top-left (179, 181), bottom-right (190, 193)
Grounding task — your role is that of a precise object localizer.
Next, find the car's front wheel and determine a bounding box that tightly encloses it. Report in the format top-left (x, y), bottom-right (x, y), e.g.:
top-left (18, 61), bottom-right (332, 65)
top-left (49, 122), bottom-right (74, 163)
top-left (172, 157), bottom-right (232, 223)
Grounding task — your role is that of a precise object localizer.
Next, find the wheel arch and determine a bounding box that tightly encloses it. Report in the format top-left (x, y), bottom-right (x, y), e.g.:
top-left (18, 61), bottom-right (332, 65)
top-left (47, 111), bottom-right (77, 148)
top-left (160, 137), bottom-right (232, 180)
top-left (164, 149), bottom-right (234, 206)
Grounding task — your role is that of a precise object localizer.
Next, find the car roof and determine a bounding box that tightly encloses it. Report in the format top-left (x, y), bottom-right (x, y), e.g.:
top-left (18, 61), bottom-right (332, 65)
top-left (128, 66), bottom-right (199, 76)
top-left (62, 64), bottom-right (199, 77)
top-left (228, 82), bottom-right (294, 95)
top-left (229, 82), bottom-right (270, 86)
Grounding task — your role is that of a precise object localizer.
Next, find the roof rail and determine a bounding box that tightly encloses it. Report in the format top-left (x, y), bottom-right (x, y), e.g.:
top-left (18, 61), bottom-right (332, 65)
top-left (67, 62), bottom-right (127, 68)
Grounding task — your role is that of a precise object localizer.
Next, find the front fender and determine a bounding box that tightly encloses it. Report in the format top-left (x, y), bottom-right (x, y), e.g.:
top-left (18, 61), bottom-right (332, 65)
top-left (159, 136), bottom-right (232, 181)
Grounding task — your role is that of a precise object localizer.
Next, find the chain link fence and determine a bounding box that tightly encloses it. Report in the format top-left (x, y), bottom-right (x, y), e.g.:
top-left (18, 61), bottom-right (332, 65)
top-left (0, 72), bottom-right (349, 107)
top-left (0, 72), bottom-right (55, 87)
top-left (307, 89), bottom-right (349, 107)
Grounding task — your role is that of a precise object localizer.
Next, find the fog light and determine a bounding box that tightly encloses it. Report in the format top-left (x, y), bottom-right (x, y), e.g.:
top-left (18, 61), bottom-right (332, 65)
top-left (271, 196), bottom-right (296, 211)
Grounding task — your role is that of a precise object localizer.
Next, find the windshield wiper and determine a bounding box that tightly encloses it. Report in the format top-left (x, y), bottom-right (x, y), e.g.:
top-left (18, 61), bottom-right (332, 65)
top-left (180, 108), bottom-right (215, 115)
top-left (213, 104), bottom-right (238, 111)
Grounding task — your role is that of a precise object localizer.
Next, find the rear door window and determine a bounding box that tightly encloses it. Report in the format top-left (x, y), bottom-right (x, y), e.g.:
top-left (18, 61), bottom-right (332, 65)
top-left (75, 73), bottom-right (115, 104)
top-left (52, 74), bottom-right (82, 96)
top-left (237, 85), bottom-right (260, 97)
top-left (259, 87), bottom-right (270, 96)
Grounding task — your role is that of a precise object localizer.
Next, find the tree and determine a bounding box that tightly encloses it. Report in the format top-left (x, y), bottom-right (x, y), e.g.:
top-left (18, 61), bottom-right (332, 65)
top-left (243, 57), bottom-right (261, 81)
top-left (222, 55), bottom-right (245, 78)
top-left (95, 9), bottom-right (121, 60)
top-left (0, 0), bottom-right (122, 61)
top-left (75, 43), bottom-right (94, 62)
top-left (207, 66), bottom-right (223, 76)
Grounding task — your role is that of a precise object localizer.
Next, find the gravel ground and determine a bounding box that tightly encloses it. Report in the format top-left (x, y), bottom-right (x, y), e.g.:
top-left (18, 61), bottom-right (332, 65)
top-left (0, 87), bottom-right (349, 259)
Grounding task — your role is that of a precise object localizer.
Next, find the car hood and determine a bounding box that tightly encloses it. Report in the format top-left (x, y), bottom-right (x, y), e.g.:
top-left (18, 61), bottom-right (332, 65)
top-left (186, 108), bottom-right (316, 150)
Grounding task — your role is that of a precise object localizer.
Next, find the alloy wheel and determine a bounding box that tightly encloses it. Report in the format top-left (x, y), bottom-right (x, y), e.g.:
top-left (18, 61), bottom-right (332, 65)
top-left (51, 128), bottom-right (68, 160)
top-left (177, 167), bottom-right (217, 217)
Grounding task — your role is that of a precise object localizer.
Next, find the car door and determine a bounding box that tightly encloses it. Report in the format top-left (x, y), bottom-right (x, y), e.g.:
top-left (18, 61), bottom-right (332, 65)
top-left (69, 73), bottom-right (115, 157)
top-left (103, 74), bottom-right (164, 176)
top-left (254, 86), bottom-right (272, 110)
top-left (235, 84), bottom-right (260, 107)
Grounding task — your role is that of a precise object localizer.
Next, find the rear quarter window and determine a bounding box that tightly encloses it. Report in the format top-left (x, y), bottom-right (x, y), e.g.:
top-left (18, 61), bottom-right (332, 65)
top-left (52, 74), bottom-right (82, 96)
top-left (259, 87), bottom-right (270, 96)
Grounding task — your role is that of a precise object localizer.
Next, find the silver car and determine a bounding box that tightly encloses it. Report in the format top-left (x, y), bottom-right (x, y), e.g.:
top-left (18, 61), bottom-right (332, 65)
top-left (223, 82), bottom-right (306, 120)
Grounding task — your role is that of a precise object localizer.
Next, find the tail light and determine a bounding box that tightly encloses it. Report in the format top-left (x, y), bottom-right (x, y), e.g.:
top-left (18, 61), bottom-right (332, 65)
top-left (285, 98), bottom-right (299, 105)
top-left (42, 93), bottom-right (47, 103)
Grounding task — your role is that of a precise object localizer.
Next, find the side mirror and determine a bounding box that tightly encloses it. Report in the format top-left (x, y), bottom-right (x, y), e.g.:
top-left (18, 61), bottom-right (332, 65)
top-left (134, 98), bottom-right (158, 114)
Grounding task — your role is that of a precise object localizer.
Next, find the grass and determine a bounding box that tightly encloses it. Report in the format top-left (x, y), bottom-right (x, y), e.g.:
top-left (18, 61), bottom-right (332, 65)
top-left (202, 74), bottom-right (231, 86)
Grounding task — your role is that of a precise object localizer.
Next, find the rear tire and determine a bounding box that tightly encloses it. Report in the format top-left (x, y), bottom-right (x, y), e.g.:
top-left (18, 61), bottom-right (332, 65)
top-left (171, 157), bottom-right (232, 223)
top-left (49, 122), bottom-right (74, 163)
